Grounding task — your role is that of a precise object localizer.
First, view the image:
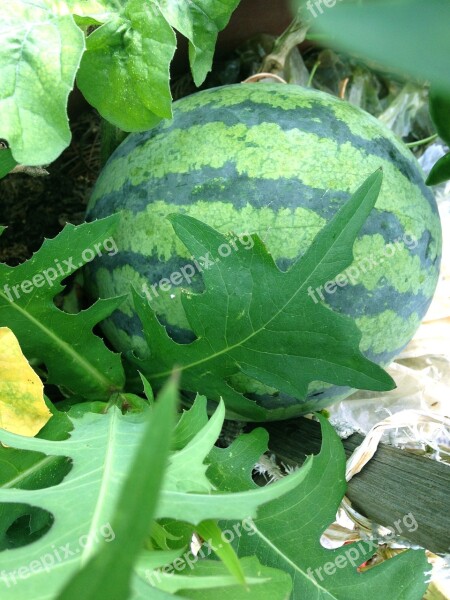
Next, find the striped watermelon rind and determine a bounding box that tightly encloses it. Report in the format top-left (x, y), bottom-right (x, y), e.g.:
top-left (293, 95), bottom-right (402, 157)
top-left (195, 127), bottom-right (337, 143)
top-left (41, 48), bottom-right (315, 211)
top-left (86, 83), bottom-right (441, 417)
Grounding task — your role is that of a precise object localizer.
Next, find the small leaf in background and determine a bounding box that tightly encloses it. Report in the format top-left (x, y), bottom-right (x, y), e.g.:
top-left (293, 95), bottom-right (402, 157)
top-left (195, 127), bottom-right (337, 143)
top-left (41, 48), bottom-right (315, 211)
top-left (0, 216), bottom-right (125, 400)
top-left (426, 153), bottom-right (450, 186)
top-left (158, 0), bottom-right (241, 86)
top-left (0, 1), bottom-right (85, 165)
top-left (0, 148), bottom-right (17, 179)
top-left (131, 171), bottom-right (395, 422)
top-left (222, 415), bottom-right (429, 600)
top-left (206, 428), bottom-right (269, 492)
top-left (309, 0), bottom-right (450, 94)
top-left (429, 88), bottom-right (450, 146)
top-left (77, 0), bottom-right (176, 131)
top-left (0, 327), bottom-right (51, 436)
top-left (56, 376), bottom-right (178, 600)
top-left (172, 395), bottom-right (209, 450)
top-left (426, 87), bottom-right (450, 185)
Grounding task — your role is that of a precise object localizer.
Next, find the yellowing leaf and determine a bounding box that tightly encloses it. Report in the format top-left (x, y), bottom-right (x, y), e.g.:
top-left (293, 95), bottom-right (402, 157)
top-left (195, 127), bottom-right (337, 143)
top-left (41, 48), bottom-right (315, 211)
top-left (0, 327), bottom-right (51, 436)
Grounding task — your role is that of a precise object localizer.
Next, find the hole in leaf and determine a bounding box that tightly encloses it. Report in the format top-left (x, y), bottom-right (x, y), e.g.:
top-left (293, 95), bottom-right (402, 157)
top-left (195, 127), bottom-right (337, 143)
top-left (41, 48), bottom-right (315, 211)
top-left (0, 504), bottom-right (54, 550)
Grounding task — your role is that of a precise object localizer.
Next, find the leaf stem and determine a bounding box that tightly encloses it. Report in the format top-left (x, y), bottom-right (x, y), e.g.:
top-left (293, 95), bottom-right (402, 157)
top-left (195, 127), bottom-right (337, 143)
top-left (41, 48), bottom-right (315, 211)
top-left (405, 133), bottom-right (438, 148)
top-left (307, 59), bottom-right (321, 87)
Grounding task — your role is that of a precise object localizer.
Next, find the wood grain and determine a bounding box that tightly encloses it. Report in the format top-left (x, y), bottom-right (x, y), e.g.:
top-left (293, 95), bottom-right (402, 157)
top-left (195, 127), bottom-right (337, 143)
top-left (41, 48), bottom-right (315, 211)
top-left (250, 418), bottom-right (450, 554)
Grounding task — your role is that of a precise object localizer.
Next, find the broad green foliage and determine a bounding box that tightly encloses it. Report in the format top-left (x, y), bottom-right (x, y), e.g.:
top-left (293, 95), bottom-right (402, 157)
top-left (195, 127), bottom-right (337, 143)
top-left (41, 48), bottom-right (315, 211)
top-left (0, 4), bottom-right (443, 598)
top-left (0, 0), bottom-right (241, 164)
top-left (0, 393), bottom-right (311, 599)
top-left (130, 172), bottom-right (395, 421)
top-left (221, 415), bottom-right (429, 600)
top-left (0, 395), bottom-right (420, 600)
top-left (0, 216), bottom-right (125, 399)
top-left (0, 1), bottom-right (85, 166)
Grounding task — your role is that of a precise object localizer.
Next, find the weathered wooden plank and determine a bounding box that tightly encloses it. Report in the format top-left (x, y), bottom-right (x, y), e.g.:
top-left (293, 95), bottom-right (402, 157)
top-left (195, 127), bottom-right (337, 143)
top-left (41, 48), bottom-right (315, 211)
top-left (252, 418), bottom-right (450, 554)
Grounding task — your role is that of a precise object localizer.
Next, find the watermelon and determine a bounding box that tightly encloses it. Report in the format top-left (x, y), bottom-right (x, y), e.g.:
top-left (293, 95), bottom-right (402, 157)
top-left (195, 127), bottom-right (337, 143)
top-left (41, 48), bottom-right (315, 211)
top-left (86, 83), bottom-right (442, 416)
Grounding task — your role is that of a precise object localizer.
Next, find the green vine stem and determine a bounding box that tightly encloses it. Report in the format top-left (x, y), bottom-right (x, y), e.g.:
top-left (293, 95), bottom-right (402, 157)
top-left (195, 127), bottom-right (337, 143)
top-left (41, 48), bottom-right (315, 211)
top-left (405, 133), bottom-right (438, 148)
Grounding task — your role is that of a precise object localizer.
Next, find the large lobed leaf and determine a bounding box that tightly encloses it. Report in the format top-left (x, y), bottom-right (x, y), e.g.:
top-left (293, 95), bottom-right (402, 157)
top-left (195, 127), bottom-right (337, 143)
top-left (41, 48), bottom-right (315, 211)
top-left (131, 171), bottom-right (395, 421)
top-left (0, 394), bottom-right (311, 599)
top-left (0, 216), bottom-right (125, 400)
top-left (0, 0), bottom-right (85, 165)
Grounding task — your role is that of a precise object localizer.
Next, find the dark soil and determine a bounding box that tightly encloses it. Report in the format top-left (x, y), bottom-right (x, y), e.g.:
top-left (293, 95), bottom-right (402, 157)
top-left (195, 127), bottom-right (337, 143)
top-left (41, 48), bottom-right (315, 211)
top-left (0, 110), bottom-right (101, 266)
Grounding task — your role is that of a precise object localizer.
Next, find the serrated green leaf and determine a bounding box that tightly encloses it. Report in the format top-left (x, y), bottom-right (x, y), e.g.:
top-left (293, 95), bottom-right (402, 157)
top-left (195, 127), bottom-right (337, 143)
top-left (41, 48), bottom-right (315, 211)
top-left (158, 0), bottom-right (240, 86)
top-left (130, 170), bottom-right (395, 421)
top-left (206, 429), bottom-right (268, 492)
top-left (173, 395), bottom-right (209, 451)
top-left (0, 395), bottom-right (311, 599)
top-left (0, 216), bottom-right (125, 399)
top-left (0, 1), bottom-right (85, 165)
top-left (222, 415), bottom-right (428, 599)
top-left (139, 372), bottom-right (155, 405)
top-left (310, 0), bottom-right (450, 94)
top-left (426, 152), bottom-right (450, 186)
top-left (56, 377), bottom-right (178, 600)
top-left (77, 0), bottom-right (176, 131)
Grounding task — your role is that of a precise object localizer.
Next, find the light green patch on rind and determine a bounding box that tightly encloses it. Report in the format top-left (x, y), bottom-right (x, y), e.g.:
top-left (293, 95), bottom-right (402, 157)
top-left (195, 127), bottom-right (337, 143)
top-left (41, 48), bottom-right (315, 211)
top-left (228, 371), bottom-right (334, 404)
top-left (91, 121), bottom-right (440, 248)
top-left (352, 234), bottom-right (436, 295)
top-left (95, 267), bottom-right (135, 318)
top-left (228, 371), bottom-right (278, 396)
top-left (115, 324), bottom-right (149, 359)
top-left (97, 263), bottom-right (193, 331)
top-left (356, 310), bottom-right (421, 354)
top-left (118, 200), bottom-right (327, 263)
